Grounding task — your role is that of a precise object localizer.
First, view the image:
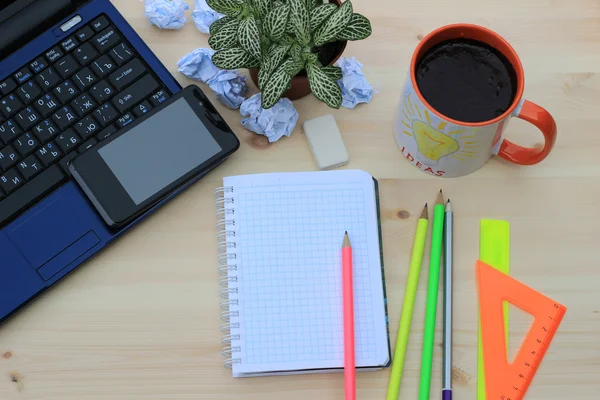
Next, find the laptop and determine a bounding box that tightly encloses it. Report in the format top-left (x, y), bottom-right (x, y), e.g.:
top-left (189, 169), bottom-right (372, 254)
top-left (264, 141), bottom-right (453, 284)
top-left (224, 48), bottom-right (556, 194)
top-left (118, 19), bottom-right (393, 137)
top-left (0, 0), bottom-right (186, 322)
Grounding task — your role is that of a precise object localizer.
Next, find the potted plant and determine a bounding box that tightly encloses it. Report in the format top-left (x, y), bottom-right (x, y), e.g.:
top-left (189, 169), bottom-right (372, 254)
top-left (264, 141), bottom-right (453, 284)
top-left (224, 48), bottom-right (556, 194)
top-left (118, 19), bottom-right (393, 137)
top-left (206, 0), bottom-right (372, 109)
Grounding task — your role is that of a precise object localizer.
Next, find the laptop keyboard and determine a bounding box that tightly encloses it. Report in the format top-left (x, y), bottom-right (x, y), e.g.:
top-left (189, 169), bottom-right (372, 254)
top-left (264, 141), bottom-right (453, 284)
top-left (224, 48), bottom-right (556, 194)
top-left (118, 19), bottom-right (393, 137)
top-left (0, 15), bottom-right (173, 228)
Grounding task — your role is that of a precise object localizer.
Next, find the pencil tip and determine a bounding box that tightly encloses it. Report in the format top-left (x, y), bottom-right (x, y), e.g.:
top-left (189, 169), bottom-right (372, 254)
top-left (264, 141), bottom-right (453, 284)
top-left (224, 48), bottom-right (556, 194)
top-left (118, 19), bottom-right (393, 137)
top-left (436, 190), bottom-right (444, 205)
top-left (420, 204), bottom-right (429, 220)
top-left (447, 198), bottom-right (451, 203)
top-left (342, 232), bottom-right (351, 247)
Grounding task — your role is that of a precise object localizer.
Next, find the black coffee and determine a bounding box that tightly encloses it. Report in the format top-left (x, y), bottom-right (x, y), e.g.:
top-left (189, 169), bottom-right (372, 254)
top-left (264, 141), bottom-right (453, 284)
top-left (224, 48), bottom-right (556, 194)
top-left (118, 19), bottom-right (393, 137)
top-left (415, 38), bottom-right (517, 123)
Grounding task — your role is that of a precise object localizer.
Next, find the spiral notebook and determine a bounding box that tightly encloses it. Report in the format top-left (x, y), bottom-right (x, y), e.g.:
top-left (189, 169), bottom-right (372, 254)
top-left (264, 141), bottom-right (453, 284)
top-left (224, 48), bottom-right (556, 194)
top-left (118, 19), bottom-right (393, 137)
top-left (215, 170), bottom-right (391, 377)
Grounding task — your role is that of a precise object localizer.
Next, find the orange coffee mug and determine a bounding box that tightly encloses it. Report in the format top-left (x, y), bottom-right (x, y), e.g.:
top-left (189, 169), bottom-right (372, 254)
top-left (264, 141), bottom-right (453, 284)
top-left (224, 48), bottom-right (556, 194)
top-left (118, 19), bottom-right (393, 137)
top-left (394, 24), bottom-right (557, 177)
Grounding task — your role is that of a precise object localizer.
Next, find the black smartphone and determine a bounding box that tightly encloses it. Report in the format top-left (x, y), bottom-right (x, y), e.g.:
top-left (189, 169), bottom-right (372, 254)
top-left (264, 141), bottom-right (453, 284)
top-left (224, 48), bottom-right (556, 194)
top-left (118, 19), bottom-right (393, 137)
top-left (69, 85), bottom-right (240, 228)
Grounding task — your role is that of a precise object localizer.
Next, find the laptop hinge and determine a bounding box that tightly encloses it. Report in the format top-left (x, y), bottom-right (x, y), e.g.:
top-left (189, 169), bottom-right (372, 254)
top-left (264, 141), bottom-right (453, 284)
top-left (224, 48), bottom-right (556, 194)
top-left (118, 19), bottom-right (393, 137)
top-left (0, 0), bottom-right (74, 60)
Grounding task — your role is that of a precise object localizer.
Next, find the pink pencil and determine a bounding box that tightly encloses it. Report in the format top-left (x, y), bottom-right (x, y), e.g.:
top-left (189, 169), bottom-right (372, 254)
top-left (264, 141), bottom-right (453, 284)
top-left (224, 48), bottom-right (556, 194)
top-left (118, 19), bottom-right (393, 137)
top-left (342, 231), bottom-right (355, 400)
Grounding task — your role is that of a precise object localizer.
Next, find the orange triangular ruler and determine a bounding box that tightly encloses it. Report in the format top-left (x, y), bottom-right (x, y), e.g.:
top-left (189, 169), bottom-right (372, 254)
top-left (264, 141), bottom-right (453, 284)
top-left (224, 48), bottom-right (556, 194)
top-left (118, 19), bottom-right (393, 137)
top-left (477, 260), bottom-right (566, 400)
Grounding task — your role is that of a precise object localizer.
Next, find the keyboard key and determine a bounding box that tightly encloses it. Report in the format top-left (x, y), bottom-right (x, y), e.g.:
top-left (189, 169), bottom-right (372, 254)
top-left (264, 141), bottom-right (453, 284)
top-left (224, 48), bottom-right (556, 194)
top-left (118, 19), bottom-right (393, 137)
top-left (15, 107), bottom-right (41, 131)
top-left (53, 80), bottom-right (80, 104)
top-left (0, 78), bottom-right (17, 96)
top-left (0, 94), bottom-right (23, 118)
top-left (92, 16), bottom-right (110, 32)
top-left (112, 74), bottom-right (158, 113)
top-left (116, 112), bottom-right (134, 128)
top-left (97, 125), bottom-right (116, 141)
top-left (74, 115), bottom-right (99, 140)
top-left (36, 67), bottom-right (60, 91)
top-left (0, 188), bottom-right (4, 201)
top-left (29, 57), bottom-right (48, 73)
top-left (0, 120), bottom-right (22, 145)
top-left (59, 151), bottom-right (79, 175)
top-left (14, 132), bottom-right (39, 157)
top-left (73, 43), bottom-right (99, 66)
top-left (36, 141), bottom-right (63, 166)
top-left (0, 168), bottom-right (24, 194)
top-left (78, 138), bottom-right (98, 153)
top-left (73, 67), bottom-right (97, 90)
top-left (34, 93), bottom-right (60, 118)
top-left (0, 164), bottom-right (67, 227)
top-left (94, 103), bottom-right (119, 127)
top-left (76, 26), bottom-right (94, 42)
top-left (150, 89), bottom-right (170, 107)
top-left (61, 36), bottom-right (79, 53)
top-left (33, 119), bottom-right (59, 142)
top-left (17, 81), bottom-right (42, 105)
top-left (45, 46), bottom-right (64, 63)
top-left (0, 145), bottom-right (20, 171)
top-left (92, 27), bottom-right (121, 52)
top-left (110, 43), bottom-right (134, 66)
top-left (13, 67), bottom-right (32, 84)
top-left (55, 54), bottom-right (80, 79)
top-left (52, 106), bottom-right (77, 131)
top-left (56, 129), bottom-right (81, 153)
top-left (132, 101), bottom-right (152, 118)
top-left (91, 55), bottom-right (116, 78)
top-left (17, 154), bottom-right (43, 180)
top-left (109, 59), bottom-right (146, 91)
top-left (89, 80), bottom-right (115, 103)
top-left (71, 93), bottom-right (97, 117)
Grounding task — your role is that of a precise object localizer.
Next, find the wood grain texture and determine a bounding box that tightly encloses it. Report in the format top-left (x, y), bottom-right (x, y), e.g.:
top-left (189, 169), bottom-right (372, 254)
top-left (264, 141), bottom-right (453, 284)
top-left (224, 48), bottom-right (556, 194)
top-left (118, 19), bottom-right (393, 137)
top-left (1, 0), bottom-right (600, 398)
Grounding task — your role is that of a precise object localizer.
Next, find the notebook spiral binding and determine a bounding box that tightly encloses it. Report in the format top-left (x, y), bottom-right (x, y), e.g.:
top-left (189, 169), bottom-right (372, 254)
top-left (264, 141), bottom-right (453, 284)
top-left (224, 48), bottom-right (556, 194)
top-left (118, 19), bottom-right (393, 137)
top-left (215, 186), bottom-right (242, 368)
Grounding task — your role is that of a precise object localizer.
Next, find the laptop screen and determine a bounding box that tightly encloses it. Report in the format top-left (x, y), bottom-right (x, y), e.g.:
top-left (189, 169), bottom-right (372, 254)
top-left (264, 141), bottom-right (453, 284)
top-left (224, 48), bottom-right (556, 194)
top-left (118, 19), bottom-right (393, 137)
top-left (0, 0), bottom-right (77, 58)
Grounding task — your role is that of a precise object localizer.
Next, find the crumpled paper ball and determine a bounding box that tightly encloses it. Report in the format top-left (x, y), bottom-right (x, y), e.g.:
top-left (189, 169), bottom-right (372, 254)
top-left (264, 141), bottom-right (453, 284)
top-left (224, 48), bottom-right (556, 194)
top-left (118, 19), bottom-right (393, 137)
top-left (144, 0), bottom-right (190, 30)
top-left (240, 93), bottom-right (299, 142)
top-left (336, 57), bottom-right (374, 109)
top-left (192, 0), bottom-right (224, 33)
top-left (177, 48), bottom-right (220, 83)
top-left (208, 70), bottom-right (247, 109)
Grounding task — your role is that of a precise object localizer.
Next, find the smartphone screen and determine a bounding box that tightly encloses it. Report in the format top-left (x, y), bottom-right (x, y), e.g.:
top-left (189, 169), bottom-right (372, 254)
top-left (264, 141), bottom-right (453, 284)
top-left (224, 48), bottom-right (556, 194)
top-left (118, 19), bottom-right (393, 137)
top-left (70, 85), bottom-right (240, 228)
top-left (97, 98), bottom-right (222, 205)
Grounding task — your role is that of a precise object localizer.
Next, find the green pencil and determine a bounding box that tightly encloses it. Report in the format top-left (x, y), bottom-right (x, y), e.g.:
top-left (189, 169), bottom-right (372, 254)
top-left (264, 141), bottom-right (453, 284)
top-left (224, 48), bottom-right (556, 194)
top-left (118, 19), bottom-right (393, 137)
top-left (419, 190), bottom-right (445, 400)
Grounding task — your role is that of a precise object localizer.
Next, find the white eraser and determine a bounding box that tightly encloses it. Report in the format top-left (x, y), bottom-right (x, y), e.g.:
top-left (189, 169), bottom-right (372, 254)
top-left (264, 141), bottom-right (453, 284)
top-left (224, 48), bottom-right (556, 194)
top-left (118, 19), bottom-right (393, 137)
top-left (303, 114), bottom-right (349, 170)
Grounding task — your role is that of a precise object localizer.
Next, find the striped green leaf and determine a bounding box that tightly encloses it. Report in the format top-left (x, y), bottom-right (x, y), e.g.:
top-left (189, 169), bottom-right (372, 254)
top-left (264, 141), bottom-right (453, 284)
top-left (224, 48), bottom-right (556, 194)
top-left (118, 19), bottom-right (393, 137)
top-left (309, 3), bottom-right (337, 31)
top-left (320, 65), bottom-right (343, 81)
top-left (288, 0), bottom-right (311, 46)
top-left (264, 4), bottom-right (290, 41)
top-left (281, 57), bottom-right (305, 76)
top-left (260, 44), bottom-right (292, 88)
top-left (238, 16), bottom-right (262, 60)
top-left (307, 63), bottom-right (342, 108)
top-left (302, 51), bottom-right (318, 64)
top-left (313, 0), bottom-right (353, 46)
top-left (252, 0), bottom-right (271, 19)
top-left (289, 44), bottom-right (302, 60)
top-left (262, 66), bottom-right (293, 109)
top-left (206, 0), bottom-right (243, 17)
top-left (212, 47), bottom-right (260, 69)
top-left (208, 22), bottom-right (239, 50)
top-left (258, 68), bottom-right (270, 91)
top-left (305, 0), bottom-right (320, 10)
top-left (209, 16), bottom-right (234, 36)
top-left (336, 13), bottom-right (372, 40)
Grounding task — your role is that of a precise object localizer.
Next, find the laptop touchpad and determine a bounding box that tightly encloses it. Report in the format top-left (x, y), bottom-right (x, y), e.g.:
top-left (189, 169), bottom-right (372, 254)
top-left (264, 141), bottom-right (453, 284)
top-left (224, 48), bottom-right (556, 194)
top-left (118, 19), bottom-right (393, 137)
top-left (7, 197), bottom-right (99, 272)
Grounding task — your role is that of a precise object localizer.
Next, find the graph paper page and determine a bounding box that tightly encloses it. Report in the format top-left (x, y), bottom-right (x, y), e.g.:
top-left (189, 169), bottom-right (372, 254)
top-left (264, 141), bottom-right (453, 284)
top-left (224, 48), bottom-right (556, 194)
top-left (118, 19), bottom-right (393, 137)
top-left (224, 170), bottom-right (388, 376)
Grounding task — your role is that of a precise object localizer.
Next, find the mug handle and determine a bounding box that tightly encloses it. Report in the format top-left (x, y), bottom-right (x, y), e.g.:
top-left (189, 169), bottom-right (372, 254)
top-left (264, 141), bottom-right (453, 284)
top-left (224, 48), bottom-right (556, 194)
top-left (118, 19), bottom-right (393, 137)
top-left (497, 100), bottom-right (557, 165)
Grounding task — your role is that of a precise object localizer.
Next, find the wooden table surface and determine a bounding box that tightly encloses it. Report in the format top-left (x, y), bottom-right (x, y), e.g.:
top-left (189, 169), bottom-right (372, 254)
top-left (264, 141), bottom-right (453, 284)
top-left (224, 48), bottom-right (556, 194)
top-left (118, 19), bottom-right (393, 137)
top-left (2, 0), bottom-right (600, 398)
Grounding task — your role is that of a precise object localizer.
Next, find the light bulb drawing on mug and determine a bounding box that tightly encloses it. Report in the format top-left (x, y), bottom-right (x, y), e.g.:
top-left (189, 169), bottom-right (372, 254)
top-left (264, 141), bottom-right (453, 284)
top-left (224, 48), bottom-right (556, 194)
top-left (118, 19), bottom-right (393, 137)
top-left (399, 94), bottom-right (481, 169)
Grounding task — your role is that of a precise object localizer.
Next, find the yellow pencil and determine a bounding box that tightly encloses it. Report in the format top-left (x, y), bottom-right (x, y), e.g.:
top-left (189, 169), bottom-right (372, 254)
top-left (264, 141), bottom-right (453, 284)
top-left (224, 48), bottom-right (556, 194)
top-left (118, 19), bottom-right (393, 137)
top-left (386, 204), bottom-right (429, 400)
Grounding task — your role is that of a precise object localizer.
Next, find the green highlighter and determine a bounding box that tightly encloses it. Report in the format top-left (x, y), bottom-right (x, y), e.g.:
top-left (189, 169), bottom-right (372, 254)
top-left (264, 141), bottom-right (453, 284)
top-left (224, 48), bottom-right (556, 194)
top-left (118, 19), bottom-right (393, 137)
top-left (478, 219), bottom-right (510, 400)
